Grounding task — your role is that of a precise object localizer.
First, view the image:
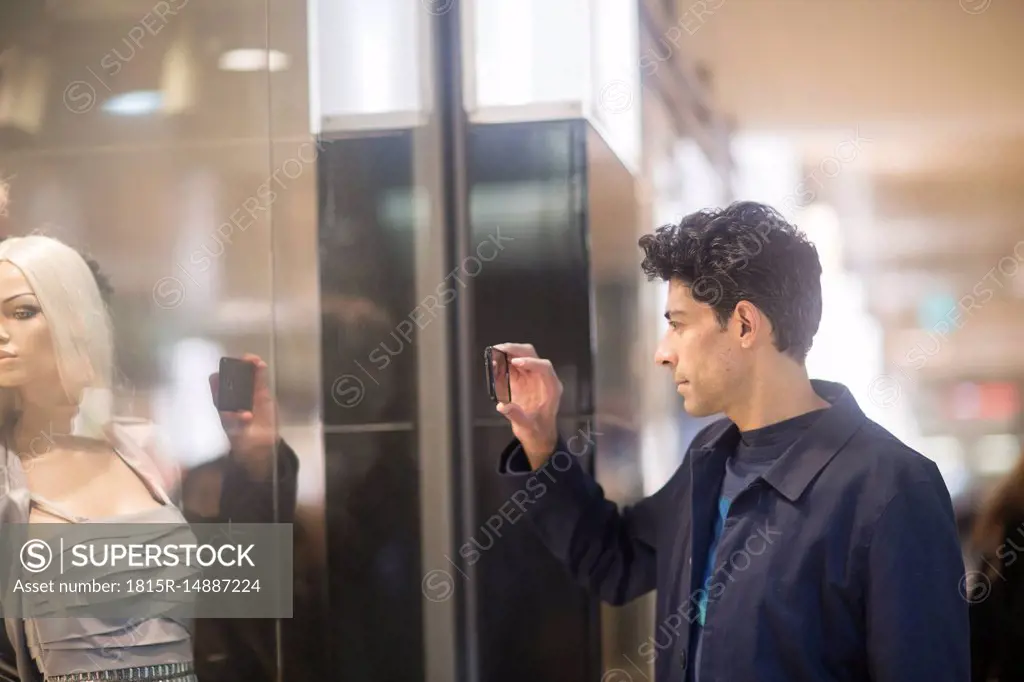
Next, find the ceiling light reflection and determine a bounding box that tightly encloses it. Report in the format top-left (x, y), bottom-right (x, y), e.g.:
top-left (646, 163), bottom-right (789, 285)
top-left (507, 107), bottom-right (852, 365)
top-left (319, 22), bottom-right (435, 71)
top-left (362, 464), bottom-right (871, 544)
top-left (101, 90), bottom-right (164, 116)
top-left (218, 49), bottom-right (291, 73)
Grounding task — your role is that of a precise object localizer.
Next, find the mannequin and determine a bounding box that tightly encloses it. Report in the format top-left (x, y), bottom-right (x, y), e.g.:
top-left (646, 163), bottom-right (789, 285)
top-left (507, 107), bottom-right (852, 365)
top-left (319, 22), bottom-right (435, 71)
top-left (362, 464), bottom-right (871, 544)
top-left (0, 234), bottom-right (200, 682)
top-left (0, 184), bottom-right (299, 682)
top-left (0, 235), bottom-right (120, 478)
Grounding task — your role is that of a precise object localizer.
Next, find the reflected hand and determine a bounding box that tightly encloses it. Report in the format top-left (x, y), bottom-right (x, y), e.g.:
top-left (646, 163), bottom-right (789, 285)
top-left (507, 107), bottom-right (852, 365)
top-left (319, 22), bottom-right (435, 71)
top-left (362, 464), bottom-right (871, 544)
top-left (493, 342), bottom-right (562, 469)
top-left (210, 353), bottom-right (277, 480)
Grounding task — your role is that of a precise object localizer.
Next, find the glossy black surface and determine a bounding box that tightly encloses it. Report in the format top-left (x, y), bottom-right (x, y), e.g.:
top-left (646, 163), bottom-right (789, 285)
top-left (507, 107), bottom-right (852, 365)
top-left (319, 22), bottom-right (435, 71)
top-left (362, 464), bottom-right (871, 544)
top-left (468, 121), bottom-right (594, 419)
top-left (325, 431), bottom-right (424, 682)
top-left (466, 121), bottom-right (599, 682)
top-left (316, 133), bottom-right (425, 680)
top-left (318, 133), bottom-right (418, 427)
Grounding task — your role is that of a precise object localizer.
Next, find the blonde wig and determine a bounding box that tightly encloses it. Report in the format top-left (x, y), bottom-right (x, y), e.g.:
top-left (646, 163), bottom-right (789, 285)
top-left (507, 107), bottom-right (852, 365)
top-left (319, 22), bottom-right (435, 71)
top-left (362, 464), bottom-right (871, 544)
top-left (0, 235), bottom-right (114, 438)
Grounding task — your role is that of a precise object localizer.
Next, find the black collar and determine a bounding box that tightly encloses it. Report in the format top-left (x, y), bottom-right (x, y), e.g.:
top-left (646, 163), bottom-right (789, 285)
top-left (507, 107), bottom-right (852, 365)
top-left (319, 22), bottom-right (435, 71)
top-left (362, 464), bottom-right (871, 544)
top-left (690, 380), bottom-right (866, 503)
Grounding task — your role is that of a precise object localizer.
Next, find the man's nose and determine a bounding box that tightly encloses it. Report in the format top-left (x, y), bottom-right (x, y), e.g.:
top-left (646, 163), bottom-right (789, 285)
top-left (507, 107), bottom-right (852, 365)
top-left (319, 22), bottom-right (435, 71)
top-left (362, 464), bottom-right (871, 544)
top-left (653, 344), bottom-right (675, 367)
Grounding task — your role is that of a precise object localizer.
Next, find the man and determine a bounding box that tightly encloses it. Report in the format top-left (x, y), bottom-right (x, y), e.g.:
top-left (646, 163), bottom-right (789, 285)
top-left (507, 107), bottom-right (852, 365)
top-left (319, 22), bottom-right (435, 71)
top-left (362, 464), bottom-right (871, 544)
top-left (493, 201), bottom-right (969, 681)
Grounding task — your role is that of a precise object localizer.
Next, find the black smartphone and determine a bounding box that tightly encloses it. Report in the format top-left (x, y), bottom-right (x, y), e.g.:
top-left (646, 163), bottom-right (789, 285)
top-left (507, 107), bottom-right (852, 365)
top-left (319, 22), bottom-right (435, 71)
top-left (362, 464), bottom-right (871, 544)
top-left (216, 357), bottom-right (256, 412)
top-left (484, 346), bottom-right (511, 404)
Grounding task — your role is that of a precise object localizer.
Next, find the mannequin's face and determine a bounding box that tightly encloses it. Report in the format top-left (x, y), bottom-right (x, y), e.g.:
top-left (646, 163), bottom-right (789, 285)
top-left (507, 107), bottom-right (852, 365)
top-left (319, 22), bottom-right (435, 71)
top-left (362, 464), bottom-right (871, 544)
top-left (0, 261), bottom-right (60, 390)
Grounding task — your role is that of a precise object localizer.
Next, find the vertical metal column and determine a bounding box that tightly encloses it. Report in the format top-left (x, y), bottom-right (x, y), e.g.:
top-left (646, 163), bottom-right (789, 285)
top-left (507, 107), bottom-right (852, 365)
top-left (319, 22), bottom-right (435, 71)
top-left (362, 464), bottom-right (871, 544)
top-left (436, 2), bottom-right (479, 681)
top-left (415, 3), bottom-right (463, 682)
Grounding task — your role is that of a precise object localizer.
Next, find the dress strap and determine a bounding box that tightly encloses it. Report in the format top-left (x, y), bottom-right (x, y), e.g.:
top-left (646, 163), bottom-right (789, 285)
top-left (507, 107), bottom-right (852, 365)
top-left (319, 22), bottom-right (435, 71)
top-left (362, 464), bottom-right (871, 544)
top-left (110, 445), bottom-right (172, 506)
top-left (29, 494), bottom-right (89, 523)
top-left (105, 422), bottom-right (175, 506)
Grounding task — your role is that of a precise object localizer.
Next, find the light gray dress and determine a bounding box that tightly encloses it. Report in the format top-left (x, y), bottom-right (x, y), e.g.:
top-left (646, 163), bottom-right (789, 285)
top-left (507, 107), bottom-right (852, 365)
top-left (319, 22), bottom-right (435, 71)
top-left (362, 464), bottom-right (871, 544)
top-left (1, 423), bottom-right (198, 682)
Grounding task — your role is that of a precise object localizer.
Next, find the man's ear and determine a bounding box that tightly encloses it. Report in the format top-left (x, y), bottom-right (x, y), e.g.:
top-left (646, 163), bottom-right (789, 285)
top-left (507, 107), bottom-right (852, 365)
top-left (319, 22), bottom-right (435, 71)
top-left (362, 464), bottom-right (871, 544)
top-left (733, 301), bottom-right (761, 344)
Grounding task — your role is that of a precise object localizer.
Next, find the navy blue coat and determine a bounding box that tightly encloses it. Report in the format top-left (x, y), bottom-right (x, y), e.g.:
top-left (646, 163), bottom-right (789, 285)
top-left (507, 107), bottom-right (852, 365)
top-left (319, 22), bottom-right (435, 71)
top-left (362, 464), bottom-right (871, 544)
top-left (497, 380), bottom-right (969, 682)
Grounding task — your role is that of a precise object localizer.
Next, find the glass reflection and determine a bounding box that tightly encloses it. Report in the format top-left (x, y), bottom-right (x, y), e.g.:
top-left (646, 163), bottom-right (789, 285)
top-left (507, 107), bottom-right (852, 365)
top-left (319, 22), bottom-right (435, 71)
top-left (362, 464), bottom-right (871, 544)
top-left (0, 0), bottom-right (315, 677)
top-left (0, 223), bottom-right (301, 682)
top-left (0, 233), bottom-right (196, 681)
top-left (2, 0), bottom-right (442, 679)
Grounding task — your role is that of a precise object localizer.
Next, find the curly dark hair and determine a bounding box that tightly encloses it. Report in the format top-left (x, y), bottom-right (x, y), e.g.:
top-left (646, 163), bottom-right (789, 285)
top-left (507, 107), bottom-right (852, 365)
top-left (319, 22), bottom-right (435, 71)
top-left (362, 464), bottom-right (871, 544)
top-left (638, 200), bottom-right (823, 362)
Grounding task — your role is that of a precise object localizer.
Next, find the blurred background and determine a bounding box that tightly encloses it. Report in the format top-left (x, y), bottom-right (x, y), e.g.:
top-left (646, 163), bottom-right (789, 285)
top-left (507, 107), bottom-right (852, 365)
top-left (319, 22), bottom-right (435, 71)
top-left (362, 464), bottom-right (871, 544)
top-left (0, 0), bottom-right (1021, 681)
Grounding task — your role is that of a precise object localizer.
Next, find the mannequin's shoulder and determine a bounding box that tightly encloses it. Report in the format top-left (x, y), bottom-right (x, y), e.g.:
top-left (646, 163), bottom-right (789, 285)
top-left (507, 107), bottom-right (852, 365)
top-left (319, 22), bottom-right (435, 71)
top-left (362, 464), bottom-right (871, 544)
top-left (106, 418), bottom-right (182, 497)
top-left (104, 417), bottom-right (167, 463)
top-left (107, 416), bottom-right (160, 441)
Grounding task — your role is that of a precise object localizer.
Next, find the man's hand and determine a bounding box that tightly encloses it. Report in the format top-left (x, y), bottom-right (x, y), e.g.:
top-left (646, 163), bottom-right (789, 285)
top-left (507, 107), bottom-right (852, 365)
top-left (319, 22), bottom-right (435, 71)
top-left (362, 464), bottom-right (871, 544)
top-left (493, 343), bottom-right (562, 470)
top-left (209, 353), bottom-right (277, 480)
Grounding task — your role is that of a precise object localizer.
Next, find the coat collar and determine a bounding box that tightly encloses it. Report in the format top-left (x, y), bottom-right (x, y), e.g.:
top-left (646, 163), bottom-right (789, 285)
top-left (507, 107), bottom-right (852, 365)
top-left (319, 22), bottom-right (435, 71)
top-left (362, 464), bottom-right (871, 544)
top-left (690, 380), bottom-right (866, 503)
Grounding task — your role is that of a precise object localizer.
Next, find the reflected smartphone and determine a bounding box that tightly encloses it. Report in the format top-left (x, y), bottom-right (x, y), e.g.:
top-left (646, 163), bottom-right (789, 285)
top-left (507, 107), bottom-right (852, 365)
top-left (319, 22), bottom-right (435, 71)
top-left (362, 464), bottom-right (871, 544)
top-left (215, 357), bottom-right (256, 412)
top-left (484, 347), bottom-right (512, 404)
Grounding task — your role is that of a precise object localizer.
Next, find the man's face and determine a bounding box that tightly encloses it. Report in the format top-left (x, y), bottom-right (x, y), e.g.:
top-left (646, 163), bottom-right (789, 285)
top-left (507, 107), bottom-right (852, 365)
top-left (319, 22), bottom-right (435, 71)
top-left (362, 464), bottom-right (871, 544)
top-left (654, 279), bottom-right (747, 417)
